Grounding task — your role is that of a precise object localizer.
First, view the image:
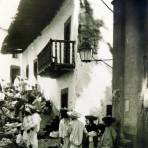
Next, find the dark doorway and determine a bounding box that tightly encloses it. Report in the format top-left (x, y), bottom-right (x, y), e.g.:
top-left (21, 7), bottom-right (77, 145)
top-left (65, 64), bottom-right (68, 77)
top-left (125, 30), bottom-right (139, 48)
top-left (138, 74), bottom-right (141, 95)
top-left (34, 59), bottom-right (38, 79)
top-left (106, 104), bottom-right (112, 116)
top-left (61, 88), bottom-right (68, 108)
top-left (26, 65), bottom-right (29, 79)
top-left (64, 17), bottom-right (71, 63)
top-left (10, 65), bottom-right (20, 84)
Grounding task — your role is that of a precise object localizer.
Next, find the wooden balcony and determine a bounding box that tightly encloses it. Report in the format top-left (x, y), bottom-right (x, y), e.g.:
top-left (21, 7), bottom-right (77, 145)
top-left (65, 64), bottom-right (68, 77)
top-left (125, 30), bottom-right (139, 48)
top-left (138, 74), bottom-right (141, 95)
top-left (38, 39), bottom-right (75, 78)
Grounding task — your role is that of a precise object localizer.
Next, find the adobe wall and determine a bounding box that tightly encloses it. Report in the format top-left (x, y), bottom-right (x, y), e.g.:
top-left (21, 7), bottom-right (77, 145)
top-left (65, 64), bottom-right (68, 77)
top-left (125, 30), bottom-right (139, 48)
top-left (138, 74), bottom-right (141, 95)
top-left (113, 0), bottom-right (147, 147)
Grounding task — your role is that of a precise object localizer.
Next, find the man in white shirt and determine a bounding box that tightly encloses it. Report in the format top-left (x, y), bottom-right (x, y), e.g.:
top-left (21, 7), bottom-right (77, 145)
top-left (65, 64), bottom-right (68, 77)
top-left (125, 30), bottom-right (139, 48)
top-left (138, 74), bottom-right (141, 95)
top-left (59, 108), bottom-right (70, 148)
top-left (14, 75), bottom-right (21, 91)
top-left (23, 106), bottom-right (41, 148)
top-left (68, 111), bottom-right (87, 148)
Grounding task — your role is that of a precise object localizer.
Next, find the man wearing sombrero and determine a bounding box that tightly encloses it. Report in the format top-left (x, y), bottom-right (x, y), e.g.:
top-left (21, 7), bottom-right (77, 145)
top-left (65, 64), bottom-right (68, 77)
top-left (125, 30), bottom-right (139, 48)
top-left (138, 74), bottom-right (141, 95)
top-left (22, 105), bottom-right (41, 148)
top-left (100, 115), bottom-right (117, 148)
top-left (59, 107), bottom-right (70, 148)
top-left (67, 111), bottom-right (88, 148)
top-left (85, 115), bottom-right (98, 148)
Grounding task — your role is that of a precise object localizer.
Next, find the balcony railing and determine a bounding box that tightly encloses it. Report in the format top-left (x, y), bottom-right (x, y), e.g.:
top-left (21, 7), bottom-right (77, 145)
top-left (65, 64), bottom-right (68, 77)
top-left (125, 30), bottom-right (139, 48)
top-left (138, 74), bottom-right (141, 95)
top-left (38, 39), bottom-right (75, 77)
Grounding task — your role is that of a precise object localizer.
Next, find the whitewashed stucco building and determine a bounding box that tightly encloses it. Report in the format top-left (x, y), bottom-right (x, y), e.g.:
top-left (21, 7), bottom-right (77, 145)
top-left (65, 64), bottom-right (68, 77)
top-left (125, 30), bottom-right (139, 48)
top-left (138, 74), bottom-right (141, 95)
top-left (2, 0), bottom-right (112, 115)
top-left (0, 53), bottom-right (21, 84)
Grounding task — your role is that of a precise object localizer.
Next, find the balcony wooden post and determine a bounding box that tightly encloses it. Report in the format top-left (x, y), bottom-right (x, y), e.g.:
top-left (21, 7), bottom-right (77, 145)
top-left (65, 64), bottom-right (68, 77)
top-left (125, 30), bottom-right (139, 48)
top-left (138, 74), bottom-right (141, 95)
top-left (50, 40), bottom-right (53, 63)
top-left (72, 42), bottom-right (75, 64)
top-left (55, 41), bottom-right (57, 63)
top-left (59, 42), bottom-right (62, 64)
top-left (37, 39), bottom-right (75, 77)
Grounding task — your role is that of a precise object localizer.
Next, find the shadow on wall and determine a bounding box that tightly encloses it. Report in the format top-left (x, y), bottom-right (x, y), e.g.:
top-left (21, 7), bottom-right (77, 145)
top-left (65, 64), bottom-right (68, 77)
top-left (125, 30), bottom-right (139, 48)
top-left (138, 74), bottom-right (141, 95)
top-left (75, 0), bottom-right (104, 98)
top-left (75, 63), bottom-right (112, 120)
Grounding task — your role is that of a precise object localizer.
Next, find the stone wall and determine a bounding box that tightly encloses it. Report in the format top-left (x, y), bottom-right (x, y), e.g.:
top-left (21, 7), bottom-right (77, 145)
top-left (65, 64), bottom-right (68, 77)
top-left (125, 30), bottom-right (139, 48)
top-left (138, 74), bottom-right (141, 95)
top-left (113, 0), bottom-right (147, 147)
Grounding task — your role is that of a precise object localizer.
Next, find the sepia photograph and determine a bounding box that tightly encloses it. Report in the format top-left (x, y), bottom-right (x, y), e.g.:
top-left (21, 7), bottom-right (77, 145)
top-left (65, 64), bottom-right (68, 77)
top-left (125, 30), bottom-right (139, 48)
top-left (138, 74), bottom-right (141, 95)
top-left (0, 0), bottom-right (147, 147)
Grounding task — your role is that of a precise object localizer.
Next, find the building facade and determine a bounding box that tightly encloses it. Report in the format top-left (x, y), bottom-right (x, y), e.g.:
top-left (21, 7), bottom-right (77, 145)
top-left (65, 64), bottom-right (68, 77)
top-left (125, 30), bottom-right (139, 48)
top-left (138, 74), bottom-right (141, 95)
top-left (2, 0), bottom-right (112, 116)
top-left (0, 53), bottom-right (21, 84)
top-left (112, 0), bottom-right (148, 147)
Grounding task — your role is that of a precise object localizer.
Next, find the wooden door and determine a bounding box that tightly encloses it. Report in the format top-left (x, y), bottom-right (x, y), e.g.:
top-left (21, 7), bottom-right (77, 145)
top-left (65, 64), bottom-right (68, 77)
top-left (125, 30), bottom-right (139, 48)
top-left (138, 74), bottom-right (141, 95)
top-left (10, 65), bottom-right (20, 84)
top-left (61, 88), bottom-right (68, 108)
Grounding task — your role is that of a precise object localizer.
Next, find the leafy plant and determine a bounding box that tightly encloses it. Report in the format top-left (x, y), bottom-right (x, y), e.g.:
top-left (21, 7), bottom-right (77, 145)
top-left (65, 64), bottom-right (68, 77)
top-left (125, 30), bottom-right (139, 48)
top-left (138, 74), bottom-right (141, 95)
top-left (78, 0), bottom-right (104, 54)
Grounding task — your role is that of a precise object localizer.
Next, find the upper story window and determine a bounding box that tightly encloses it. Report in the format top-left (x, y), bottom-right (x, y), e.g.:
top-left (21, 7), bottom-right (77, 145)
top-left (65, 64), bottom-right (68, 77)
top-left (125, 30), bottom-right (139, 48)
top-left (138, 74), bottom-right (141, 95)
top-left (12, 54), bottom-right (18, 59)
top-left (64, 16), bottom-right (71, 41)
top-left (26, 65), bottom-right (29, 79)
top-left (61, 88), bottom-right (69, 108)
top-left (10, 65), bottom-right (20, 84)
top-left (64, 17), bottom-right (71, 63)
top-left (34, 59), bottom-right (38, 79)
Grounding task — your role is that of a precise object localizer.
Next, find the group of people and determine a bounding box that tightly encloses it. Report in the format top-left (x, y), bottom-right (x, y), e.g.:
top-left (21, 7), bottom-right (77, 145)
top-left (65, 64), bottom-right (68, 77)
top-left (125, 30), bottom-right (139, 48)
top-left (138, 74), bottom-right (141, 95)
top-left (14, 89), bottom-right (60, 148)
top-left (0, 77), bottom-right (118, 148)
top-left (59, 108), bottom-right (118, 148)
top-left (0, 77), bottom-right (55, 148)
top-left (15, 105), bottom-right (41, 148)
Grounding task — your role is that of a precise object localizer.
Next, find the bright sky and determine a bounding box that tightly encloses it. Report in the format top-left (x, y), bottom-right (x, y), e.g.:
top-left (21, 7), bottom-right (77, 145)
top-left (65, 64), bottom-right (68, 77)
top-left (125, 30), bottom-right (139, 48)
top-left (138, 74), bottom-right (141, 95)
top-left (0, 0), bottom-right (113, 52)
top-left (0, 0), bottom-right (113, 48)
top-left (0, 0), bottom-right (21, 48)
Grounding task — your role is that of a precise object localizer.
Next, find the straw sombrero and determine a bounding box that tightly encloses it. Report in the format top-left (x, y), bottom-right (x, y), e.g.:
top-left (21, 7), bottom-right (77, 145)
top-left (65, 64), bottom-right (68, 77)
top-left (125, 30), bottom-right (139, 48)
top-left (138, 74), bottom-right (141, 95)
top-left (67, 111), bottom-right (81, 118)
top-left (85, 115), bottom-right (98, 120)
top-left (60, 107), bottom-right (69, 111)
top-left (102, 115), bottom-right (116, 124)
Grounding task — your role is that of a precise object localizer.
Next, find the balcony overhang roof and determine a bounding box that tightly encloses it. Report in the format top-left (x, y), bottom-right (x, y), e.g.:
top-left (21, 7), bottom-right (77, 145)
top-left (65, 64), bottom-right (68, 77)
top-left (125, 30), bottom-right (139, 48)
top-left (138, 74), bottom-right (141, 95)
top-left (1, 0), bottom-right (65, 54)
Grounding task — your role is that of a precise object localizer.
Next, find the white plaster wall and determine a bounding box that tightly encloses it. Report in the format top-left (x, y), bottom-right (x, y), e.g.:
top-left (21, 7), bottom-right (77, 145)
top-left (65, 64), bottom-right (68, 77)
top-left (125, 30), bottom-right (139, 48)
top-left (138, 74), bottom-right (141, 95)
top-left (21, 0), bottom-right (113, 114)
top-left (21, 0), bottom-right (77, 109)
top-left (0, 53), bottom-right (21, 83)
